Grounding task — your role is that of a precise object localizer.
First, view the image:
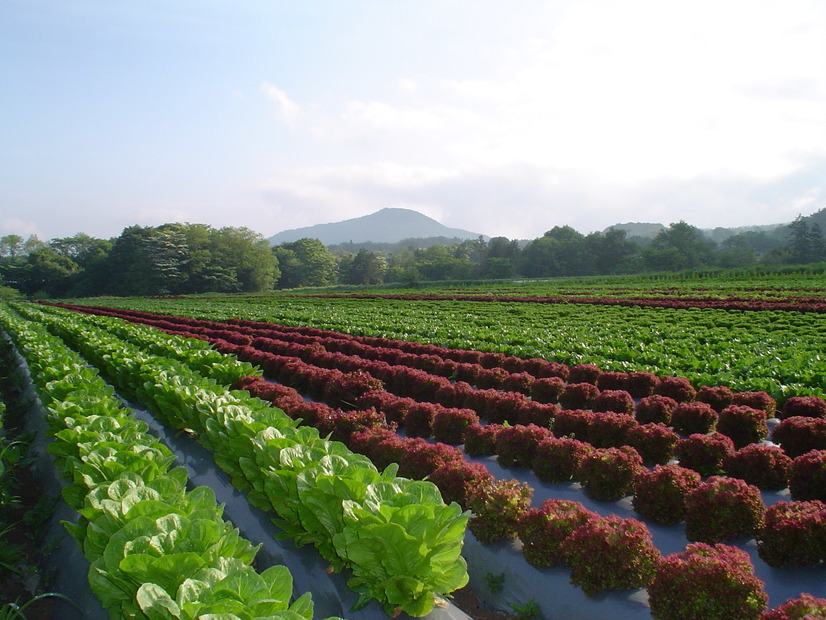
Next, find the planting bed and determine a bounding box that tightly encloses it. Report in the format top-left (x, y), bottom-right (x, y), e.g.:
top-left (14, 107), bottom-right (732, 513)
top-left (0, 337), bottom-right (107, 619)
top-left (21, 300), bottom-right (826, 619)
top-left (1, 303), bottom-right (476, 619)
top-left (66, 289), bottom-right (826, 401)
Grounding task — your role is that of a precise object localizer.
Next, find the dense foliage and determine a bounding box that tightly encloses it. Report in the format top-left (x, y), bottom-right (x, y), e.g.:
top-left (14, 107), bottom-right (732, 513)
top-left (516, 499), bottom-right (597, 567)
top-left (684, 476), bottom-right (765, 544)
top-left (632, 464), bottom-right (701, 525)
top-left (756, 500), bottom-right (826, 567)
top-left (2, 208), bottom-right (826, 295)
top-left (1, 224), bottom-right (279, 297)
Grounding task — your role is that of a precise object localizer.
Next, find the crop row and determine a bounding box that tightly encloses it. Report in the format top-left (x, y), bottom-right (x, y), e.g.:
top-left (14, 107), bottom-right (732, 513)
top-left (42, 302), bottom-right (826, 463)
top-left (303, 292), bottom-right (826, 313)
top-left (37, 302), bottom-right (826, 617)
top-left (10, 302), bottom-right (470, 618)
top-left (43, 302), bottom-right (826, 497)
top-left (261, 270), bottom-right (826, 300)
top-left (0, 304), bottom-right (336, 620)
top-left (63, 294), bottom-right (826, 401)
top-left (38, 302), bottom-right (826, 479)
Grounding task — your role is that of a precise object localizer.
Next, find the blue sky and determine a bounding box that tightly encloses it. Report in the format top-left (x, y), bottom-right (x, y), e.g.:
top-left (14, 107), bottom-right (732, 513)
top-left (2, 0), bottom-right (824, 242)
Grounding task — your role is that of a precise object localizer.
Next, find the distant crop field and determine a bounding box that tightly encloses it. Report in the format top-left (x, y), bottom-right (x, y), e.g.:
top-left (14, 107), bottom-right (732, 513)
top-left (73, 272), bottom-right (826, 402)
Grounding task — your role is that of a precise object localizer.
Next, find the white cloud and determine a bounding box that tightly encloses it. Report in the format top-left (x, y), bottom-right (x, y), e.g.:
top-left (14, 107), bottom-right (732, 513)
top-left (260, 82), bottom-right (301, 128)
top-left (259, 162), bottom-right (455, 231)
top-left (397, 78), bottom-right (419, 94)
top-left (1, 218), bottom-right (42, 238)
top-left (248, 1), bottom-right (826, 240)
top-left (135, 208), bottom-right (191, 226)
top-left (259, 154), bottom-right (826, 240)
top-left (261, 1), bottom-right (822, 188)
top-left (343, 101), bottom-right (447, 133)
top-left (9, 1), bottom-right (821, 243)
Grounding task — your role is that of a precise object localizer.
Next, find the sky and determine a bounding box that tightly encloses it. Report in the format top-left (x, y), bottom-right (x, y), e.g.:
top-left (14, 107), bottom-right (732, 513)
top-left (1, 0), bottom-right (824, 243)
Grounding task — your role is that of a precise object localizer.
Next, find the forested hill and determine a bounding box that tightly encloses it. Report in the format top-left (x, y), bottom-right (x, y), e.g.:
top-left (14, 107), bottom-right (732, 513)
top-left (268, 207), bottom-right (484, 245)
top-left (0, 208), bottom-right (824, 298)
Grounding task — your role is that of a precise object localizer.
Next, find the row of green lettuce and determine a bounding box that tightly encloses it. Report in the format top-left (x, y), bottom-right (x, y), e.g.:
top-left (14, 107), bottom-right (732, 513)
top-left (10, 302), bottom-right (470, 618)
top-left (0, 303), bottom-right (334, 620)
top-left (246, 270), bottom-right (826, 300)
top-left (386, 271), bottom-right (826, 299)
top-left (73, 294), bottom-right (826, 402)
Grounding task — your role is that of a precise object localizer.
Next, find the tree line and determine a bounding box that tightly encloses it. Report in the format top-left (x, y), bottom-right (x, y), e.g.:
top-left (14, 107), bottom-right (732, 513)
top-left (0, 214), bottom-right (824, 298)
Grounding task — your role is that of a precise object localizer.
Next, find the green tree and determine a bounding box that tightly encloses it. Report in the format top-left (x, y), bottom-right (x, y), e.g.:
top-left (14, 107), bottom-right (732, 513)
top-left (462, 236), bottom-right (489, 267)
top-left (19, 247), bottom-right (79, 297)
top-left (585, 228), bottom-right (640, 274)
top-left (413, 244), bottom-right (472, 280)
top-left (784, 215), bottom-right (826, 264)
top-left (720, 230), bottom-right (783, 259)
top-left (274, 238), bottom-right (337, 288)
top-left (103, 225), bottom-right (189, 295)
top-left (0, 234), bottom-right (25, 258)
top-left (0, 234), bottom-right (46, 293)
top-left (49, 233), bottom-right (111, 267)
top-left (339, 248), bottom-right (387, 285)
top-left (209, 226), bottom-right (279, 292)
top-left (787, 215), bottom-right (812, 264)
top-left (643, 221), bottom-right (713, 271)
top-left (809, 223), bottom-right (826, 262)
top-left (385, 246), bottom-right (420, 285)
top-left (715, 244), bottom-right (756, 269)
top-left (517, 226), bottom-right (588, 277)
top-left (46, 233), bottom-right (114, 296)
top-left (480, 237), bottom-right (520, 278)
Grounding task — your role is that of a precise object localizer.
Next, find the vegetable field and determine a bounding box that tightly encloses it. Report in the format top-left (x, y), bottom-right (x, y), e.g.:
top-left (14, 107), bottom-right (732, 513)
top-left (72, 277), bottom-right (826, 401)
top-left (2, 273), bottom-right (826, 619)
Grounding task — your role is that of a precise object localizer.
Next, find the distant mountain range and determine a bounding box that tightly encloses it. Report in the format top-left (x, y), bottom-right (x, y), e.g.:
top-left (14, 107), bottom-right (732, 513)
top-left (269, 206), bottom-right (825, 248)
top-left (605, 215), bottom-right (825, 243)
top-left (268, 207), bottom-right (484, 245)
top-left (603, 221), bottom-right (788, 242)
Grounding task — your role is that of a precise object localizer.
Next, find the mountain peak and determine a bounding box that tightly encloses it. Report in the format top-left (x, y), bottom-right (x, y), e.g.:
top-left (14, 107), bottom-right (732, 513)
top-left (268, 208), bottom-right (484, 245)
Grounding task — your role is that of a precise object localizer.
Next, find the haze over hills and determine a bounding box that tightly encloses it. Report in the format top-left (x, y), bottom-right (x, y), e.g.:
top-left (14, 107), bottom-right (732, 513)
top-left (268, 207), bottom-right (485, 246)
top-left (268, 206), bottom-right (825, 248)
top-left (604, 221), bottom-right (788, 243)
